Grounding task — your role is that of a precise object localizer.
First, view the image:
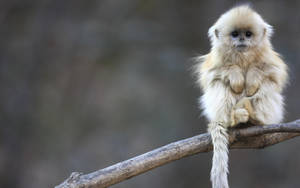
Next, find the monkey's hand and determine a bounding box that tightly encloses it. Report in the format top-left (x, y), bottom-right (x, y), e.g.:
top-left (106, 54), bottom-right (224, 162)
top-left (230, 98), bottom-right (253, 127)
top-left (246, 67), bottom-right (264, 97)
top-left (227, 68), bottom-right (245, 94)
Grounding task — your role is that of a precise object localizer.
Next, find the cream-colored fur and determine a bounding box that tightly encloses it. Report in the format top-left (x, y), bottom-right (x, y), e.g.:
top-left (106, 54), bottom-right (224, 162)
top-left (194, 5), bottom-right (288, 188)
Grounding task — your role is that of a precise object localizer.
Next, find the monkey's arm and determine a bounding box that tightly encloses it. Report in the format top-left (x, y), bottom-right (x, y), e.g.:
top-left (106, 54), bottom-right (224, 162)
top-left (196, 53), bottom-right (245, 94)
top-left (222, 65), bottom-right (245, 94)
top-left (197, 55), bottom-right (247, 127)
top-left (245, 53), bottom-right (288, 125)
top-left (199, 68), bottom-right (239, 127)
top-left (246, 52), bottom-right (288, 97)
top-left (196, 54), bottom-right (217, 90)
top-left (245, 67), bottom-right (264, 97)
top-left (264, 52), bottom-right (288, 92)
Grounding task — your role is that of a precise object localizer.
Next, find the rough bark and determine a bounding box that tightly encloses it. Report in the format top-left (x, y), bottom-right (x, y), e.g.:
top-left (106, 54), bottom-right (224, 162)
top-left (55, 119), bottom-right (300, 188)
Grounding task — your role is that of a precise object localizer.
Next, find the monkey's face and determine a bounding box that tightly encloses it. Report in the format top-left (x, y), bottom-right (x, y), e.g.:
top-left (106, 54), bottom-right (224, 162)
top-left (215, 25), bottom-right (264, 53)
top-left (229, 29), bottom-right (254, 52)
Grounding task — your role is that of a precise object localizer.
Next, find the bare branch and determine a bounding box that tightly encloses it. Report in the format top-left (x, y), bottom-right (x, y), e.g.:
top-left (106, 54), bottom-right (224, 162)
top-left (55, 119), bottom-right (300, 188)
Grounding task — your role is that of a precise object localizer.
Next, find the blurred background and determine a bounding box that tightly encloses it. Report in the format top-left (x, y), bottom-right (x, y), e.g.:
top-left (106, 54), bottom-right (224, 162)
top-left (0, 0), bottom-right (299, 187)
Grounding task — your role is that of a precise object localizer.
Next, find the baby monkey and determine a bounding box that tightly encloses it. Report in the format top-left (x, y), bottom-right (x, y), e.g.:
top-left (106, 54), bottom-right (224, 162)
top-left (194, 5), bottom-right (288, 188)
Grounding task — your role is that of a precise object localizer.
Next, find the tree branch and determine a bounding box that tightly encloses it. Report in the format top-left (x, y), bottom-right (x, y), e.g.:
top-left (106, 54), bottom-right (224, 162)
top-left (55, 119), bottom-right (300, 188)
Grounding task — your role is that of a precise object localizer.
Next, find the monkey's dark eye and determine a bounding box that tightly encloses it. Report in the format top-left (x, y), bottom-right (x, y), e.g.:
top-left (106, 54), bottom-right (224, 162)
top-left (245, 31), bottom-right (252, 37)
top-left (231, 31), bottom-right (239, 38)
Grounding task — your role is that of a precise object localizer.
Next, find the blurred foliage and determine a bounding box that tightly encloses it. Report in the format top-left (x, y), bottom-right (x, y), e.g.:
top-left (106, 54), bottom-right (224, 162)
top-left (0, 0), bottom-right (299, 188)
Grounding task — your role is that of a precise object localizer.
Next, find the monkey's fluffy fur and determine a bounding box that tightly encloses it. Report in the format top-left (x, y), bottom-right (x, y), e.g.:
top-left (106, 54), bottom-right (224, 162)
top-left (194, 5), bottom-right (288, 188)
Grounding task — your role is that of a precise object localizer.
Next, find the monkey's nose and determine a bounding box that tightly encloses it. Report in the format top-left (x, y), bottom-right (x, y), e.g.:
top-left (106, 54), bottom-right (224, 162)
top-left (239, 37), bottom-right (245, 41)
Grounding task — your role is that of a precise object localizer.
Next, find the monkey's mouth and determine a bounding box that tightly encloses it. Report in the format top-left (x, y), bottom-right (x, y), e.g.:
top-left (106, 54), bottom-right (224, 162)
top-left (236, 44), bottom-right (248, 51)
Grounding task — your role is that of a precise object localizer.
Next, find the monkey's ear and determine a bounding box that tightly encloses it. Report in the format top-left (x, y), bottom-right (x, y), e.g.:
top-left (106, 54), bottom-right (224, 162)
top-left (214, 29), bottom-right (219, 38)
top-left (263, 24), bottom-right (273, 38)
top-left (208, 26), bottom-right (218, 42)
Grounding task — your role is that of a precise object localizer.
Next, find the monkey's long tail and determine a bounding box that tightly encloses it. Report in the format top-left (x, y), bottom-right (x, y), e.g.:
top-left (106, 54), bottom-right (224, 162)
top-left (209, 122), bottom-right (230, 188)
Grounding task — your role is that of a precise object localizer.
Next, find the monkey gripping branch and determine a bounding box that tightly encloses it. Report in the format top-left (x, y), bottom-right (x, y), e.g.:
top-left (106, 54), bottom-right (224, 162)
top-left (55, 119), bottom-right (300, 188)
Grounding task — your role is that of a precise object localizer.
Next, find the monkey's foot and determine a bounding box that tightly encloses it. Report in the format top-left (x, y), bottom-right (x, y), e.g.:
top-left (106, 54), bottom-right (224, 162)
top-left (230, 108), bottom-right (249, 127)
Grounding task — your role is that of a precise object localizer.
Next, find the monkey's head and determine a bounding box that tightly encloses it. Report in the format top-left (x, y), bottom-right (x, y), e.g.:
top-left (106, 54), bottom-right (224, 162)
top-left (208, 5), bottom-right (273, 53)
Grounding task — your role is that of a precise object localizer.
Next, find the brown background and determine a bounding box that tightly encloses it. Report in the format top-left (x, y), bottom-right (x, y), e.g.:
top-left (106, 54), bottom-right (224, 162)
top-left (0, 0), bottom-right (299, 188)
